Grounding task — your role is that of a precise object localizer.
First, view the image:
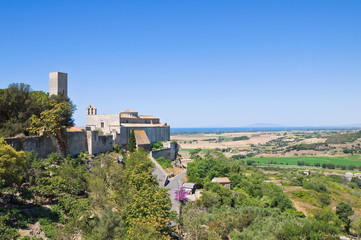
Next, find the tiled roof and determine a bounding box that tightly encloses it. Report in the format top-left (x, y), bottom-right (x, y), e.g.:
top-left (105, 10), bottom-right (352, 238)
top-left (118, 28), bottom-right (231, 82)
top-left (122, 109), bottom-right (138, 113)
top-left (211, 177), bottom-right (231, 183)
top-left (139, 115), bottom-right (159, 119)
top-left (68, 127), bottom-right (85, 132)
top-left (134, 130), bottom-right (150, 145)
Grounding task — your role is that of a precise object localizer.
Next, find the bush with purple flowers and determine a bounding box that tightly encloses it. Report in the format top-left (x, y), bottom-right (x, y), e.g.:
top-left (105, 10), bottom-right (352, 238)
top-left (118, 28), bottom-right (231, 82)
top-left (174, 186), bottom-right (189, 203)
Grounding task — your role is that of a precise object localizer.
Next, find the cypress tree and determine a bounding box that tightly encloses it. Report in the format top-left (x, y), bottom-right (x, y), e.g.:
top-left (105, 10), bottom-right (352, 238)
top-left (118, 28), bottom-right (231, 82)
top-left (128, 129), bottom-right (136, 152)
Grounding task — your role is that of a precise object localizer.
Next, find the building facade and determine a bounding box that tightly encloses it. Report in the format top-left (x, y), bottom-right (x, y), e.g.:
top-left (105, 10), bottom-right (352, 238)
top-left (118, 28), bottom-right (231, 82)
top-left (49, 71), bottom-right (170, 150)
top-left (86, 105), bottom-right (170, 149)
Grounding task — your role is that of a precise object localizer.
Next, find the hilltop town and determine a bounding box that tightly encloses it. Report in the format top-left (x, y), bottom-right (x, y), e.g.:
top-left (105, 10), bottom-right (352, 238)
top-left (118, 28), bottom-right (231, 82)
top-left (1, 72), bottom-right (361, 239)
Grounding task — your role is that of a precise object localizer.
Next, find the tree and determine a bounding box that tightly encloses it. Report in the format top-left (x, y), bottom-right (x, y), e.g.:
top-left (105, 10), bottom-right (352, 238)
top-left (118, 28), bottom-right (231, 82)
top-left (128, 129), bottom-right (136, 153)
top-left (0, 214), bottom-right (19, 240)
top-left (0, 83), bottom-right (50, 137)
top-left (28, 100), bottom-right (74, 156)
top-left (336, 202), bottom-right (354, 233)
top-left (351, 216), bottom-right (361, 238)
top-left (0, 138), bottom-right (26, 188)
top-left (121, 149), bottom-right (173, 239)
top-left (86, 207), bottom-right (125, 240)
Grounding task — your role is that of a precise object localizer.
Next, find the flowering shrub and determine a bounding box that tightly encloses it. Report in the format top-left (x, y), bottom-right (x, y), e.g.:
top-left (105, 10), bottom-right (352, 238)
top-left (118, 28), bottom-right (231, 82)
top-left (175, 186), bottom-right (189, 203)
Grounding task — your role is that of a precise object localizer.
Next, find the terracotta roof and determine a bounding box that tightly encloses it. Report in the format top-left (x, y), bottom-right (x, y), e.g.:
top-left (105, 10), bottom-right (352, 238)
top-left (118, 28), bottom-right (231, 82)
top-left (134, 130), bottom-right (150, 145)
top-left (68, 127), bottom-right (85, 132)
top-left (211, 177), bottom-right (231, 183)
top-left (139, 115), bottom-right (159, 119)
top-left (122, 109), bottom-right (138, 113)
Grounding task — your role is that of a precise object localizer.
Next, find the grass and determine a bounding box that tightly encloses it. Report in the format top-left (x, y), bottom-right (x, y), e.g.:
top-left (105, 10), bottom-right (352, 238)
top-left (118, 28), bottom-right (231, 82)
top-left (156, 157), bottom-right (172, 170)
top-left (180, 148), bottom-right (207, 152)
top-left (246, 155), bottom-right (361, 166)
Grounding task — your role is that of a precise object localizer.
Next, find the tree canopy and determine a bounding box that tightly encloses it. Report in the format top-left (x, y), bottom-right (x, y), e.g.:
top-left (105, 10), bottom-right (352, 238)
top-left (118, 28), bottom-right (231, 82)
top-left (128, 129), bottom-right (136, 153)
top-left (0, 83), bottom-right (75, 138)
top-left (0, 138), bottom-right (26, 188)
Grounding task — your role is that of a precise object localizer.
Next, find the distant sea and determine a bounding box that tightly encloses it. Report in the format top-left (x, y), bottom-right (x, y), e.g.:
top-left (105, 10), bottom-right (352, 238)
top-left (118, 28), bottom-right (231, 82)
top-left (171, 126), bottom-right (360, 133)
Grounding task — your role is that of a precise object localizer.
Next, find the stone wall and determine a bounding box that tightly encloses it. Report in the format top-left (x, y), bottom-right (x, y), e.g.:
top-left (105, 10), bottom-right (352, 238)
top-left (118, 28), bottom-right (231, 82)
top-left (4, 131), bottom-right (88, 158)
top-left (151, 141), bottom-right (177, 161)
top-left (4, 128), bottom-right (171, 158)
top-left (120, 126), bottom-right (170, 145)
top-left (149, 153), bottom-right (169, 187)
top-left (86, 131), bottom-right (114, 155)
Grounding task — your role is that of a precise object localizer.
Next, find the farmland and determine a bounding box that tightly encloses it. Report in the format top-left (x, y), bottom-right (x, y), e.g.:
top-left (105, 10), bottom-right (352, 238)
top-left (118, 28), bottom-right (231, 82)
top-left (248, 155), bottom-right (361, 167)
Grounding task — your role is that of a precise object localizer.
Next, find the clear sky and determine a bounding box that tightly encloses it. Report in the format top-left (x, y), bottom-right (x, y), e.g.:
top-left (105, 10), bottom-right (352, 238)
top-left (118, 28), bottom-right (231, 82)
top-left (1, 0), bottom-right (360, 127)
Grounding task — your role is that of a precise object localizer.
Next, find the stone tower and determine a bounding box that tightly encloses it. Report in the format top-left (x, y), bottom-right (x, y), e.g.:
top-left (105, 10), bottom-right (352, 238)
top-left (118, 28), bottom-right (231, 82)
top-left (49, 72), bottom-right (68, 96)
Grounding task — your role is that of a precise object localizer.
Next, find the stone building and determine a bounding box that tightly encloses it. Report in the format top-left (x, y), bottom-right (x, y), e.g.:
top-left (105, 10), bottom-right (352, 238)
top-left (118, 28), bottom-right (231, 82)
top-left (212, 177), bottom-right (231, 189)
top-left (86, 106), bottom-right (170, 150)
top-left (49, 71), bottom-right (170, 150)
top-left (49, 72), bottom-right (68, 96)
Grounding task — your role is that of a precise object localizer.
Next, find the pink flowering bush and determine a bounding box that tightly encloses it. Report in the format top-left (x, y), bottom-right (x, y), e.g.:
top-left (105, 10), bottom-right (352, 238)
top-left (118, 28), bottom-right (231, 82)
top-left (174, 186), bottom-right (189, 203)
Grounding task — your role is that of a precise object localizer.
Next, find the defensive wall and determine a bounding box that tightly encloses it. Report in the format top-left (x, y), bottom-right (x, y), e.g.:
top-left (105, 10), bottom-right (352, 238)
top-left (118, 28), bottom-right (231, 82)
top-left (4, 130), bottom-right (175, 158)
top-left (4, 132), bottom-right (88, 158)
top-left (151, 141), bottom-right (177, 161)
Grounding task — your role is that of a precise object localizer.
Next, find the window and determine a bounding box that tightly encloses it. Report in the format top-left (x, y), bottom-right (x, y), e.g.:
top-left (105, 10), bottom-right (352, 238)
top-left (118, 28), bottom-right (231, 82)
top-left (101, 122), bottom-right (104, 128)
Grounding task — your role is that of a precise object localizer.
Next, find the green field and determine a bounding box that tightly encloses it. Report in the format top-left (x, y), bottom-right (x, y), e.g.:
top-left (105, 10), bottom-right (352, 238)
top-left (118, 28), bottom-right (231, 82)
top-left (180, 148), bottom-right (207, 152)
top-left (247, 155), bottom-right (361, 166)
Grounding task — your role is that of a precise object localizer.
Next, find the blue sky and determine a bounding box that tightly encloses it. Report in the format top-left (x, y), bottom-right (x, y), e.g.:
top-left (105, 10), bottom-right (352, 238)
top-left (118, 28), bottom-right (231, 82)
top-left (1, 0), bottom-right (360, 127)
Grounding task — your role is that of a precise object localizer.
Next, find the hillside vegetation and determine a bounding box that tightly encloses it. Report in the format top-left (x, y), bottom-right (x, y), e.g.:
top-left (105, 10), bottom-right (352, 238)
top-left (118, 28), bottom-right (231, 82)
top-left (0, 141), bottom-right (173, 240)
top-left (326, 130), bottom-right (361, 144)
top-left (0, 83), bottom-right (75, 138)
top-left (182, 150), bottom-right (361, 239)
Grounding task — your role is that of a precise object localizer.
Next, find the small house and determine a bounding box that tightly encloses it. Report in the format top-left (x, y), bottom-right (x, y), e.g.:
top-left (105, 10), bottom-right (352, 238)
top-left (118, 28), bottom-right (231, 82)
top-left (211, 177), bottom-right (231, 189)
top-left (183, 183), bottom-right (196, 194)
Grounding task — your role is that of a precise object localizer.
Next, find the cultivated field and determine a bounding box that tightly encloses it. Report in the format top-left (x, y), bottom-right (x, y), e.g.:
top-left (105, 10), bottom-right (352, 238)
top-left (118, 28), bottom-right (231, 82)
top-left (172, 129), bottom-right (361, 167)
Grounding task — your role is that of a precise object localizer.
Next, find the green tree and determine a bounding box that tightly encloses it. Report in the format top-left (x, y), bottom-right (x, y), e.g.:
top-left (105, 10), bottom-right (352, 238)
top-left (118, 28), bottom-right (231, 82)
top-left (121, 149), bottom-right (173, 239)
top-left (0, 213), bottom-right (19, 240)
top-left (28, 100), bottom-right (74, 156)
top-left (351, 216), bottom-right (361, 238)
top-left (336, 202), bottom-right (354, 233)
top-left (86, 207), bottom-right (125, 240)
top-left (0, 138), bottom-right (26, 188)
top-left (87, 154), bottom-right (124, 209)
top-left (0, 83), bottom-right (50, 137)
top-left (128, 129), bottom-right (136, 153)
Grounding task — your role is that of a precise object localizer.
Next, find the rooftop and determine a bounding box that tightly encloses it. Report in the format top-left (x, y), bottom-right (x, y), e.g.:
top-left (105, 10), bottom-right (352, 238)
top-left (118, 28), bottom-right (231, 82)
top-left (211, 177), bottom-right (231, 183)
top-left (121, 109), bottom-right (138, 113)
top-left (134, 130), bottom-right (150, 145)
top-left (139, 115), bottom-right (159, 119)
top-left (67, 127), bottom-right (85, 132)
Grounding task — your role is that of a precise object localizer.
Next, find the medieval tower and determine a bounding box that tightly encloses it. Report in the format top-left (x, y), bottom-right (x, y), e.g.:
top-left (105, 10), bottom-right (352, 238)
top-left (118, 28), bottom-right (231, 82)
top-left (49, 72), bottom-right (68, 96)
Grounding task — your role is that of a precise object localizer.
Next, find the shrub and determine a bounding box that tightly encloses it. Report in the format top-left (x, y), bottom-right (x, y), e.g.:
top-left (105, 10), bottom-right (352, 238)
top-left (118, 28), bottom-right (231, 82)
top-left (319, 193), bottom-right (331, 206)
top-left (113, 144), bottom-right (120, 153)
top-left (303, 179), bottom-right (327, 192)
top-left (152, 141), bottom-right (164, 151)
top-left (156, 157), bottom-right (172, 170)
